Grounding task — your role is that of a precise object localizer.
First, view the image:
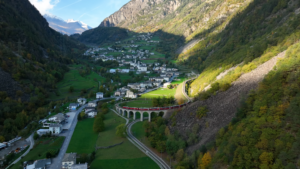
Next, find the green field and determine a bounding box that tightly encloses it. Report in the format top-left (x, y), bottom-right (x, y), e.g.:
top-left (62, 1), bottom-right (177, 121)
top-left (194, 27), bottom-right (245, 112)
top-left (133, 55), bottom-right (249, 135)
top-left (49, 66), bottom-right (105, 100)
top-left (67, 118), bottom-right (98, 154)
top-left (89, 111), bottom-right (159, 169)
top-left (141, 88), bottom-right (177, 99)
top-left (122, 100), bottom-right (153, 108)
top-left (10, 137), bottom-right (65, 169)
top-left (171, 77), bottom-right (188, 85)
top-left (131, 122), bottom-right (151, 147)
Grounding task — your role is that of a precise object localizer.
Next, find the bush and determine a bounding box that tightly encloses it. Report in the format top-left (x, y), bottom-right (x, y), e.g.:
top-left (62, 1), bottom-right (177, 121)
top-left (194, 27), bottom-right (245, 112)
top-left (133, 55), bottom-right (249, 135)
top-left (196, 106), bottom-right (208, 119)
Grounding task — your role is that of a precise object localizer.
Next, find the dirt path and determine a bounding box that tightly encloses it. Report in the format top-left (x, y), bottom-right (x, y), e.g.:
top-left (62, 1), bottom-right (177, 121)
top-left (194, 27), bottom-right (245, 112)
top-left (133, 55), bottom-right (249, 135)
top-left (176, 39), bottom-right (202, 54)
top-left (168, 51), bottom-right (286, 153)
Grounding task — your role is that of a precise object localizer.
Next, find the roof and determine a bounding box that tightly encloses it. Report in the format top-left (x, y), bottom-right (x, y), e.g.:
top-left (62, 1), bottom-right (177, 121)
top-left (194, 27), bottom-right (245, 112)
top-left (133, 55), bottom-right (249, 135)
top-left (37, 129), bottom-right (49, 132)
top-left (63, 153), bottom-right (77, 162)
top-left (71, 163), bottom-right (88, 169)
top-left (96, 92), bottom-right (103, 95)
top-left (49, 123), bottom-right (62, 128)
top-left (69, 103), bottom-right (78, 107)
top-left (35, 159), bottom-right (51, 168)
top-left (49, 113), bottom-right (65, 121)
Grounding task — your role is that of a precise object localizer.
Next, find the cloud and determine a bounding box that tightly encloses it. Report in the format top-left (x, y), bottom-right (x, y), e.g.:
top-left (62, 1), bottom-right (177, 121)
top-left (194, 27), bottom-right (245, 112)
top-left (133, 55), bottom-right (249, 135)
top-left (56, 0), bottom-right (83, 10)
top-left (29, 0), bottom-right (60, 15)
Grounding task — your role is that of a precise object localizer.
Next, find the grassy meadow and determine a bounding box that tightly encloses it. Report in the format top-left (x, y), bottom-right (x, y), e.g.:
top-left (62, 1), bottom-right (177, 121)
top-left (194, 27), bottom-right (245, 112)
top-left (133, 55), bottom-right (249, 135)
top-left (66, 118), bottom-right (98, 154)
top-left (10, 137), bottom-right (65, 169)
top-left (90, 111), bottom-right (159, 169)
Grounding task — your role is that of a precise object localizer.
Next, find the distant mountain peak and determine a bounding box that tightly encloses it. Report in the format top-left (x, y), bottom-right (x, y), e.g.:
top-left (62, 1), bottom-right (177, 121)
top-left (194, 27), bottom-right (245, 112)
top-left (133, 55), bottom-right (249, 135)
top-left (43, 14), bottom-right (92, 35)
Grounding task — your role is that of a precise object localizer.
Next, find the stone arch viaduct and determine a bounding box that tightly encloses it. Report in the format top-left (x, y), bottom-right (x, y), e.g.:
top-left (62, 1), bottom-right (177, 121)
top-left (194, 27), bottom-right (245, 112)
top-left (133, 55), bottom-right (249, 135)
top-left (115, 102), bottom-right (190, 122)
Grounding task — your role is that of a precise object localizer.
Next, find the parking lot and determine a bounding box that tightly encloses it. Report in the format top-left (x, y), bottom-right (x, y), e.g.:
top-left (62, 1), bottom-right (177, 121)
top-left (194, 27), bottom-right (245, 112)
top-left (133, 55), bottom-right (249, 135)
top-left (0, 139), bottom-right (29, 159)
top-left (62, 112), bottom-right (76, 130)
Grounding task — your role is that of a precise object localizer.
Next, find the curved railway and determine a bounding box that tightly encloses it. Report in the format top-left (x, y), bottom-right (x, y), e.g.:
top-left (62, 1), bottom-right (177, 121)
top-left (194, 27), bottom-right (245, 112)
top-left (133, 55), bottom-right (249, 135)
top-left (121, 101), bottom-right (191, 111)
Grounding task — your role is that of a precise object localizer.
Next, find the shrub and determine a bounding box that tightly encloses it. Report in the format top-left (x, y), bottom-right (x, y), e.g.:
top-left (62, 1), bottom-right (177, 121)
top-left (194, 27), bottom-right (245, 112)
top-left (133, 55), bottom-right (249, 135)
top-left (196, 106), bottom-right (208, 119)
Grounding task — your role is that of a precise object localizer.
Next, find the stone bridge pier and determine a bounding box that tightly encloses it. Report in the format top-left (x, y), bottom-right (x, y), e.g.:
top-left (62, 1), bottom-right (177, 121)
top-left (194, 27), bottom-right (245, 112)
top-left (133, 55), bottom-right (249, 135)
top-left (116, 107), bottom-right (168, 122)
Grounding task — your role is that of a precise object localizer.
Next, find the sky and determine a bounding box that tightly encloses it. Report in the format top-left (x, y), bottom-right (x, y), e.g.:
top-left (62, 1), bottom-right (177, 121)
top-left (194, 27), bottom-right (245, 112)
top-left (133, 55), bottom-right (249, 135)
top-left (29, 0), bottom-right (130, 28)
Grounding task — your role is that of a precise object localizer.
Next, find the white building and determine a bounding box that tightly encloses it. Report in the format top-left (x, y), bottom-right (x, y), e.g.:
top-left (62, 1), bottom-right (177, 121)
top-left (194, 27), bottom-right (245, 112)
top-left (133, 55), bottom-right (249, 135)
top-left (96, 92), bottom-right (103, 99)
top-left (62, 153), bottom-right (76, 169)
top-left (48, 113), bottom-right (65, 123)
top-left (37, 129), bottom-right (50, 136)
top-left (88, 101), bottom-right (97, 107)
top-left (49, 123), bottom-right (62, 135)
top-left (69, 103), bottom-right (79, 111)
top-left (86, 110), bottom-right (97, 118)
top-left (125, 90), bottom-right (137, 98)
top-left (109, 69), bottom-right (116, 73)
top-left (163, 82), bottom-right (171, 88)
top-left (77, 98), bottom-right (86, 105)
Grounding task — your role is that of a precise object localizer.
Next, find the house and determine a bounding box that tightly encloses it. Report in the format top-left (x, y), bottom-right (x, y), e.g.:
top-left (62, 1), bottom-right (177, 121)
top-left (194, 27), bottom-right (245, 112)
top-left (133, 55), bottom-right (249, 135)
top-left (114, 90), bottom-right (121, 97)
top-left (62, 153), bottom-right (77, 169)
top-left (96, 92), bottom-right (103, 99)
top-left (172, 68), bottom-right (178, 71)
top-left (109, 69), bottom-right (116, 73)
top-left (164, 77), bottom-right (170, 82)
top-left (163, 82), bottom-right (171, 88)
top-left (48, 113), bottom-right (65, 123)
top-left (77, 98), bottom-right (86, 105)
top-left (138, 66), bottom-right (147, 71)
top-left (175, 72), bottom-right (180, 76)
top-left (86, 110), bottom-right (97, 118)
top-left (125, 90), bottom-right (137, 98)
top-left (37, 129), bottom-right (50, 136)
top-left (71, 163), bottom-right (88, 169)
top-left (26, 159), bottom-right (51, 169)
top-left (69, 103), bottom-right (79, 111)
top-left (153, 82), bottom-right (161, 87)
top-left (49, 123), bottom-right (62, 135)
top-left (85, 107), bottom-right (96, 113)
top-left (88, 101), bottom-right (97, 107)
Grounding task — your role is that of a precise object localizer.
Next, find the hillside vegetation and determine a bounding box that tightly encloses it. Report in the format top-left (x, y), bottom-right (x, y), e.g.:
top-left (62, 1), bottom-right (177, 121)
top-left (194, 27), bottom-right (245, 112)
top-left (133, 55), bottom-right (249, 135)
top-left (0, 0), bottom-right (86, 141)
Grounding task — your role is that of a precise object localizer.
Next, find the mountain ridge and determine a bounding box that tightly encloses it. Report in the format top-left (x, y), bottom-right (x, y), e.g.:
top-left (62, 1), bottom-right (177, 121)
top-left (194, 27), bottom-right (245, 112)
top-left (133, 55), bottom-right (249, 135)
top-left (44, 14), bottom-right (92, 35)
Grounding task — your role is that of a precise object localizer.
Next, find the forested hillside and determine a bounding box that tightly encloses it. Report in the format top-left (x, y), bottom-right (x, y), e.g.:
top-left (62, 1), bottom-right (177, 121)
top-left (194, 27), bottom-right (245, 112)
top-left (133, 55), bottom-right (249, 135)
top-left (204, 41), bottom-right (300, 169)
top-left (183, 0), bottom-right (300, 96)
top-left (0, 0), bottom-right (86, 141)
top-left (72, 27), bottom-right (129, 44)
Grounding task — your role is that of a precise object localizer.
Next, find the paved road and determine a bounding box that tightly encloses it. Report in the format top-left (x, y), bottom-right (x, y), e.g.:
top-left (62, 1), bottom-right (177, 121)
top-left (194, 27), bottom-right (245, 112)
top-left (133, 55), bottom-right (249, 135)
top-left (110, 109), bottom-right (170, 169)
top-left (182, 78), bottom-right (195, 102)
top-left (48, 105), bottom-right (86, 169)
top-left (5, 134), bottom-right (35, 169)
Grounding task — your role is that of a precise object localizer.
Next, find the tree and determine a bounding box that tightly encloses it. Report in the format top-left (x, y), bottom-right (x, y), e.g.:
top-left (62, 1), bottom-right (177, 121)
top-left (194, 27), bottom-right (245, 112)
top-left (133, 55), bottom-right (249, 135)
top-left (116, 124), bottom-right (126, 137)
top-left (33, 132), bottom-right (39, 140)
top-left (165, 127), bottom-right (171, 136)
top-left (0, 135), bottom-right (5, 142)
top-left (69, 86), bottom-right (74, 93)
top-left (176, 149), bottom-right (184, 162)
top-left (200, 152), bottom-right (211, 169)
top-left (93, 116), bottom-right (105, 133)
top-left (177, 98), bottom-right (184, 105)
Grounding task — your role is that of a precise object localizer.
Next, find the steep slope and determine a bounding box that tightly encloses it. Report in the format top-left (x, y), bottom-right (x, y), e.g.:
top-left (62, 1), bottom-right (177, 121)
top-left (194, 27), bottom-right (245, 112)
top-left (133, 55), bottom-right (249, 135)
top-left (72, 27), bottom-right (129, 45)
top-left (44, 14), bottom-right (92, 35)
top-left (99, 0), bottom-right (252, 40)
top-left (0, 0), bottom-right (86, 141)
top-left (169, 51), bottom-right (285, 153)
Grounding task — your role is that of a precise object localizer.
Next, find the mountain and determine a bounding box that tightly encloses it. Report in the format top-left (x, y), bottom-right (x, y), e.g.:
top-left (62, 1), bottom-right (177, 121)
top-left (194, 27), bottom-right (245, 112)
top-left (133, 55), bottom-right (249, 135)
top-left (71, 27), bottom-right (129, 45)
top-left (0, 0), bottom-right (86, 140)
top-left (44, 14), bottom-right (92, 35)
top-left (93, 0), bottom-right (300, 168)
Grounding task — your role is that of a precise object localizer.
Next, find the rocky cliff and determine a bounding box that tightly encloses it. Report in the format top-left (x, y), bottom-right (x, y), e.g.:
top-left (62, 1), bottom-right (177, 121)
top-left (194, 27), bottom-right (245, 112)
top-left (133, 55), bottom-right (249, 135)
top-left (99, 0), bottom-right (251, 39)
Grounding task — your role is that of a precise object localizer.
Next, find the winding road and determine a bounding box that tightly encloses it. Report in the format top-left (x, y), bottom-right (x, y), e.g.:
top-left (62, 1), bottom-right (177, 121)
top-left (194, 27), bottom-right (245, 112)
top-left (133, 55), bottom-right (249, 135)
top-left (110, 109), bottom-right (171, 169)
